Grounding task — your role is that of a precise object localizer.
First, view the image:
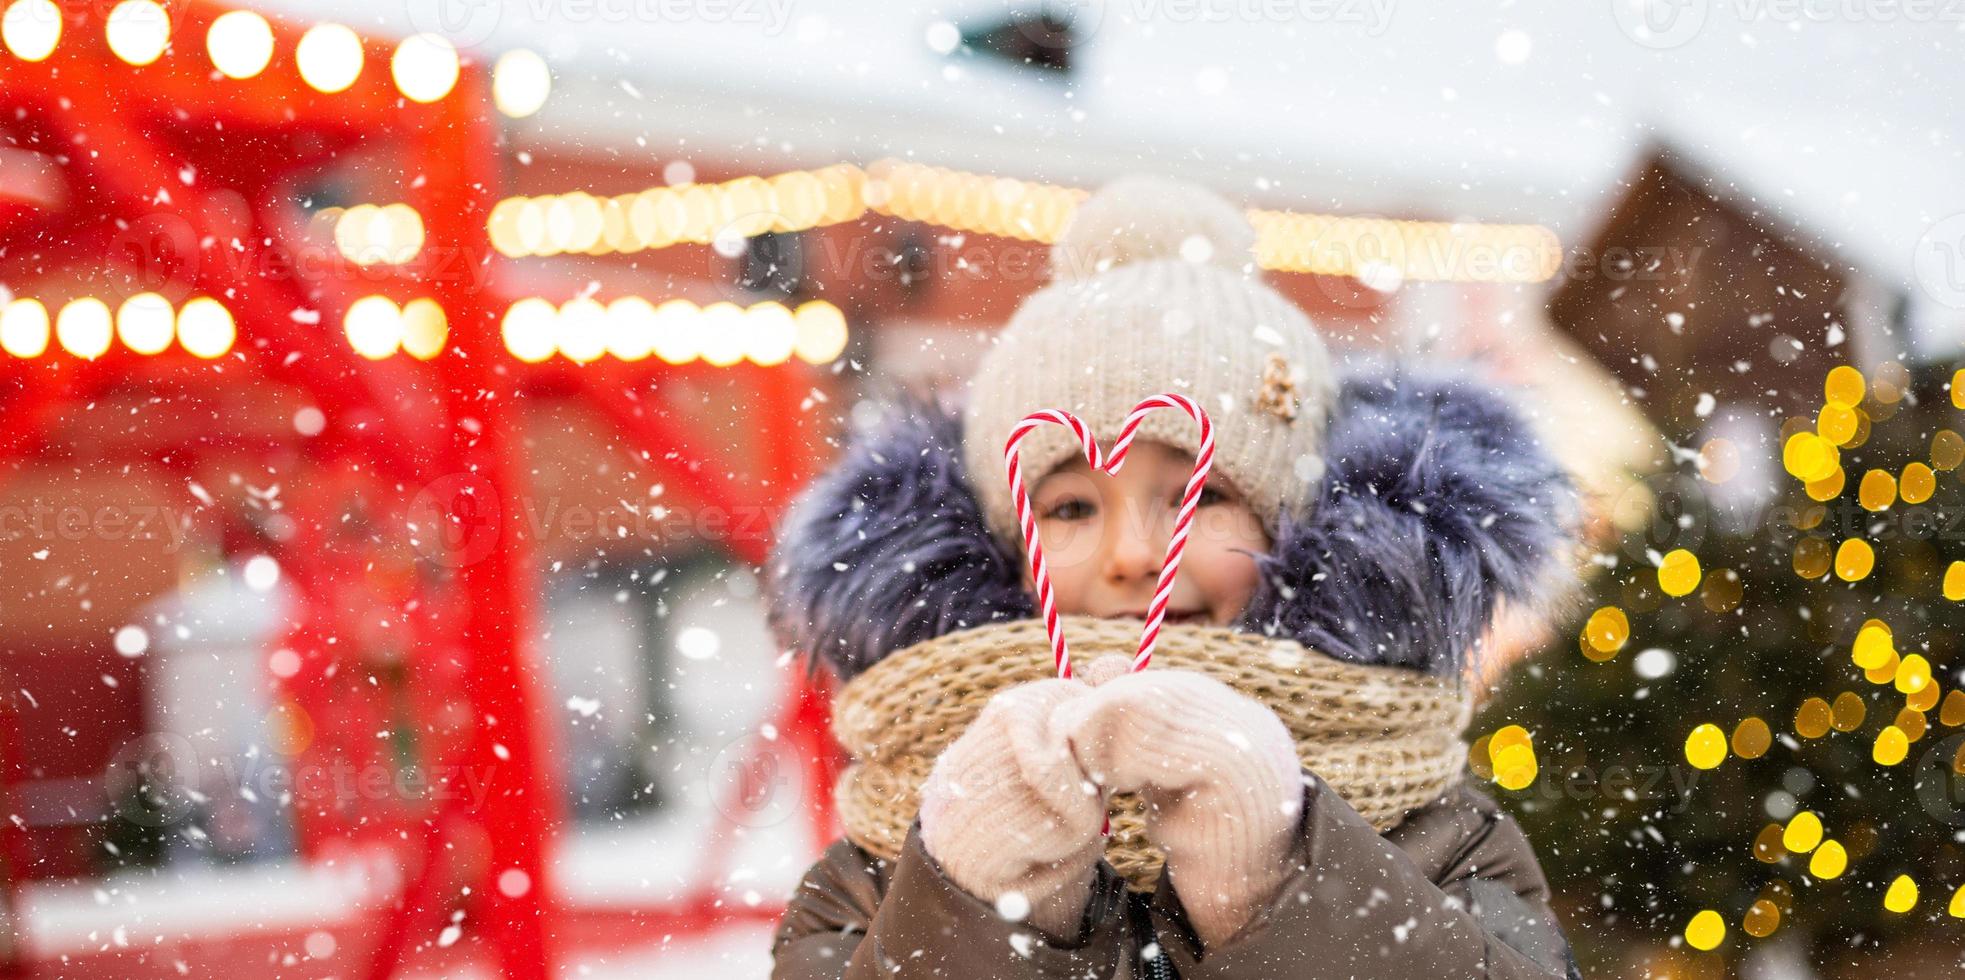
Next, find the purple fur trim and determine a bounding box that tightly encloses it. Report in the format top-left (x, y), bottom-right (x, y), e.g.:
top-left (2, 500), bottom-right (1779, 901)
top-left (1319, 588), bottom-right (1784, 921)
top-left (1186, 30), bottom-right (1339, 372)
top-left (1237, 365), bottom-right (1582, 675)
top-left (763, 390), bottom-right (1033, 680)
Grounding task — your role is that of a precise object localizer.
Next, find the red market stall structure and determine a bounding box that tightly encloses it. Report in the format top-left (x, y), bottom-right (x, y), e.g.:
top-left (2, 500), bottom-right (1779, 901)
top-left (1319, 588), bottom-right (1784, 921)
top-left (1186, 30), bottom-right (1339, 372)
top-left (0, 3), bottom-right (839, 975)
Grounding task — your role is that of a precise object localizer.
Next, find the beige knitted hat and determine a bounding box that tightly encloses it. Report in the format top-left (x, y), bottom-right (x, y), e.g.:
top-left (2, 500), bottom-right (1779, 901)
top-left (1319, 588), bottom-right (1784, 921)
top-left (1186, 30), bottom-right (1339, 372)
top-left (962, 175), bottom-right (1339, 552)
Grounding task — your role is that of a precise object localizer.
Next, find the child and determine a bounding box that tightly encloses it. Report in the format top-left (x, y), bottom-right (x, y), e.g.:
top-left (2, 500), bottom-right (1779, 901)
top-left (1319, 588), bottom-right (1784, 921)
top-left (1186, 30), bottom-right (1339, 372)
top-left (765, 176), bottom-right (1584, 978)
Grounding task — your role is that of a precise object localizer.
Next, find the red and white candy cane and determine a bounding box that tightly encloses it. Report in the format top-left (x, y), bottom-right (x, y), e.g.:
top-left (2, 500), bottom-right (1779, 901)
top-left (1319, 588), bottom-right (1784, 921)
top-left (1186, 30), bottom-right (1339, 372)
top-left (1003, 393), bottom-right (1215, 678)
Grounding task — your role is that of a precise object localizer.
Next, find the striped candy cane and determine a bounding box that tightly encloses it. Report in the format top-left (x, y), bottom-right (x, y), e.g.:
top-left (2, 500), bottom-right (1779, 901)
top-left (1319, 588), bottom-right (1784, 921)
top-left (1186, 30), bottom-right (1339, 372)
top-left (1003, 393), bottom-right (1215, 678)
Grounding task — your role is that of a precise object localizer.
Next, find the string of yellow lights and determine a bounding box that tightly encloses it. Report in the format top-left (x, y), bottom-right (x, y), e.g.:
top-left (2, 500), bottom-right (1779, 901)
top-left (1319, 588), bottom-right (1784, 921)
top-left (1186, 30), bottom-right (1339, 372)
top-left (498, 296), bottom-right (847, 367)
top-left (489, 158), bottom-right (1563, 284)
top-left (487, 165), bottom-right (866, 259)
top-left (0, 294), bottom-right (236, 359)
top-left (0, 1), bottom-right (551, 115)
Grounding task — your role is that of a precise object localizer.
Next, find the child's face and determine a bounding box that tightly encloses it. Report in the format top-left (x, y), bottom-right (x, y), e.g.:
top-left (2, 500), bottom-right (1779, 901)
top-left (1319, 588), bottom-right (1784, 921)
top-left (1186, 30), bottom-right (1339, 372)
top-left (1026, 441), bottom-right (1270, 627)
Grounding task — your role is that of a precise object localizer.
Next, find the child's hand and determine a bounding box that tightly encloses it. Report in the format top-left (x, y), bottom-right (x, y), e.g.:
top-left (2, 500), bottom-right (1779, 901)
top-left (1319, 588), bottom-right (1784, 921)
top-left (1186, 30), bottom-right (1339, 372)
top-left (1057, 657), bottom-right (1303, 948)
top-left (918, 678), bottom-right (1107, 940)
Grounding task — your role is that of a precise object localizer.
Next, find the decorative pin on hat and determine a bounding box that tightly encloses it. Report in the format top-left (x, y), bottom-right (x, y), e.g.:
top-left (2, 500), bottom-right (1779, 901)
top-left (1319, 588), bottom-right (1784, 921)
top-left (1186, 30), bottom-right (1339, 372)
top-left (1255, 351), bottom-right (1301, 422)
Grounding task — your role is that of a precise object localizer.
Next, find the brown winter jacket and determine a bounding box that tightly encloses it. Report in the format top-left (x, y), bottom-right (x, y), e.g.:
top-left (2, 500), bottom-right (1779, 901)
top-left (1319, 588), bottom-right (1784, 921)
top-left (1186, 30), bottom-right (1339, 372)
top-left (772, 776), bottom-right (1578, 979)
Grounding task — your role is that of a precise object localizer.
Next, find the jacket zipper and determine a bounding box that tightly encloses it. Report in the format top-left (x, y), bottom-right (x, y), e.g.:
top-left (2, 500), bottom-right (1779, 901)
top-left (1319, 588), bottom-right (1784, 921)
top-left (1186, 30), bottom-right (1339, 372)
top-left (1129, 898), bottom-right (1179, 980)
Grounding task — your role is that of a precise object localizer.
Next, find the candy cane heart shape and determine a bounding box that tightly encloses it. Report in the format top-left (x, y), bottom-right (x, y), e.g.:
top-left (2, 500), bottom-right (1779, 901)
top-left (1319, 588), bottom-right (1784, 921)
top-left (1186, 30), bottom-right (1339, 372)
top-left (1002, 394), bottom-right (1216, 679)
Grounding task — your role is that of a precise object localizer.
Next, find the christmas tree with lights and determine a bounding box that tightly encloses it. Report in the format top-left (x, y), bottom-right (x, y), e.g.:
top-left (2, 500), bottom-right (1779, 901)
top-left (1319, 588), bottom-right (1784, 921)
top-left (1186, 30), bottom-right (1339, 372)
top-left (1477, 361), bottom-right (1965, 974)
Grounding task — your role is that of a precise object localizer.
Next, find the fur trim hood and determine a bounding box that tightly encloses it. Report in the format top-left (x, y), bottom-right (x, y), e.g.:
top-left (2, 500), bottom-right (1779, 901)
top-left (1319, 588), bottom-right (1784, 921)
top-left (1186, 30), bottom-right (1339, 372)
top-left (764, 360), bottom-right (1582, 681)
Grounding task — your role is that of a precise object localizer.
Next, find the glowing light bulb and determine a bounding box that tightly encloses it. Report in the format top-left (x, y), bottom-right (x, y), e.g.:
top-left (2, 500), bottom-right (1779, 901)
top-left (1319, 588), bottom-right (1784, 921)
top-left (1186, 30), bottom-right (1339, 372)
top-left (2, 0), bottom-right (61, 62)
top-left (332, 203), bottom-right (374, 262)
top-left (391, 33), bottom-right (458, 104)
top-left (116, 292), bottom-right (175, 355)
top-left (744, 301), bottom-right (796, 366)
top-left (493, 48), bottom-right (551, 118)
top-left (557, 297), bottom-right (607, 364)
top-left (793, 301), bottom-right (848, 364)
top-left (297, 23), bottom-right (364, 94)
top-left (400, 298), bottom-right (447, 360)
top-left (488, 199), bottom-right (528, 258)
top-left (344, 295), bottom-right (403, 360)
top-left (0, 298), bottom-right (50, 357)
top-left (604, 297), bottom-right (656, 361)
top-left (651, 300), bottom-right (698, 364)
top-left (501, 298), bottom-right (556, 364)
top-left (334, 203), bottom-right (424, 265)
top-left (55, 297), bottom-right (112, 359)
top-left (515, 198), bottom-right (548, 256)
top-left (104, 1), bottom-right (169, 67)
top-left (206, 10), bottom-right (273, 79)
top-left (698, 302), bottom-right (746, 367)
top-left (177, 296), bottom-right (235, 358)
top-left (379, 203), bottom-right (424, 264)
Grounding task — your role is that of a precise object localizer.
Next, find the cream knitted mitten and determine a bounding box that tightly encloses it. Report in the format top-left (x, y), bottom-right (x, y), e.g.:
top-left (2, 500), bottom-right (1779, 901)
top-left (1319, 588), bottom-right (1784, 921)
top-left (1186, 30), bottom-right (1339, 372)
top-left (1060, 656), bottom-right (1303, 948)
top-left (917, 678), bottom-right (1107, 940)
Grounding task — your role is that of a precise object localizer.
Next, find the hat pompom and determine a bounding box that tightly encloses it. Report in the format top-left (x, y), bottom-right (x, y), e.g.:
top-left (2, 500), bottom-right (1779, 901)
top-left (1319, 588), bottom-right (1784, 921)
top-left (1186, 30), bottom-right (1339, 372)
top-left (1049, 175), bottom-right (1258, 283)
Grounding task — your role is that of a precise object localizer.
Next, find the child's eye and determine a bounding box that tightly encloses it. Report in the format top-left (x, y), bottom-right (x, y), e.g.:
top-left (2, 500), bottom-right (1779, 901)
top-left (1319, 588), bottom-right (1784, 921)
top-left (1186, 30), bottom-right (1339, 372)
top-left (1043, 498), bottom-right (1094, 521)
top-left (1194, 485), bottom-right (1230, 508)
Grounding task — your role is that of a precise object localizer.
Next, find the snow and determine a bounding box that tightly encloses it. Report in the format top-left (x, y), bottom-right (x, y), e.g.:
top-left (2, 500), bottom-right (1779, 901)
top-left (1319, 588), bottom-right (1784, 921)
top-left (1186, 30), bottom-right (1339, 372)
top-left (16, 851), bottom-right (390, 958)
top-left (1493, 29), bottom-right (1534, 65)
top-left (552, 923), bottom-right (777, 979)
top-left (19, 551), bottom-right (808, 970)
top-left (13, 1), bottom-right (1959, 973)
top-left (240, 554), bottom-right (281, 592)
top-left (552, 786), bottom-right (810, 908)
top-left (111, 624), bottom-right (148, 657)
top-left (1632, 647), bottom-right (1677, 679)
top-left (675, 624), bottom-right (723, 661)
top-left (17, 793), bottom-right (807, 966)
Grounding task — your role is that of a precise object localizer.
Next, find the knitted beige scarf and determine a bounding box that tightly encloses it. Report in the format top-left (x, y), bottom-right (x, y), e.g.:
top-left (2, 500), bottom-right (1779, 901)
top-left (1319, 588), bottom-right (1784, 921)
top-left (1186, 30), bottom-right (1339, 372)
top-left (833, 615), bottom-right (1473, 891)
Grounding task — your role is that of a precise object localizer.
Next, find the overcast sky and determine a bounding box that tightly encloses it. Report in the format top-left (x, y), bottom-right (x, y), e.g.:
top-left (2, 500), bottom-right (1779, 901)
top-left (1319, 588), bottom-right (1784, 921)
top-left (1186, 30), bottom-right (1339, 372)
top-left (257, 0), bottom-right (1965, 287)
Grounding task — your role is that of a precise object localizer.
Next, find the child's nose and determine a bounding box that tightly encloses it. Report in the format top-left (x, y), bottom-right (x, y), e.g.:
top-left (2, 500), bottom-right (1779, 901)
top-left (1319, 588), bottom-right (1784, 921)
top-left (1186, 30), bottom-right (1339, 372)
top-left (1101, 527), bottom-right (1161, 583)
